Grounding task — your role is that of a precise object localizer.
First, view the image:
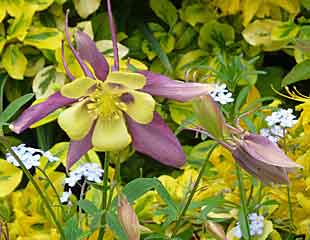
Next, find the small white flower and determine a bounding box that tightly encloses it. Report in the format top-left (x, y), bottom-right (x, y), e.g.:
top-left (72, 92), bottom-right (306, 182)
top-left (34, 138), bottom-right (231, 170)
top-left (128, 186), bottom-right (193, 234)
top-left (232, 213), bottom-right (265, 239)
top-left (5, 144), bottom-right (58, 169)
top-left (63, 163), bottom-right (104, 188)
top-left (43, 151), bottom-right (59, 162)
top-left (210, 83), bottom-right (234, 105)
top-left (60, 189), bottom-right (72, 203)
top-left (232, 224), bottom-right (242, 238)
top-left (249, 213), bottom-right (264, 236)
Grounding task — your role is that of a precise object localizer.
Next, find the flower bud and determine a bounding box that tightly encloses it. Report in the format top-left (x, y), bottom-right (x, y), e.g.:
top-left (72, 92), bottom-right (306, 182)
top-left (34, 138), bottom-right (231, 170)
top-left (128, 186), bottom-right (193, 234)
top-left (206, 221), bottom-right (227, 240)
top-left (117, 195), bottom-right (140, 240)
top-left (193, 95), bottom-right (228, 140)
top-left (232, 133), bottom-right (302, 184)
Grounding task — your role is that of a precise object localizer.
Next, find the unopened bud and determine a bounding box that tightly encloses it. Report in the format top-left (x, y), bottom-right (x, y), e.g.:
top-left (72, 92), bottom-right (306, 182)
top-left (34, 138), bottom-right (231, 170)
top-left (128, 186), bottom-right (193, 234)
top-left (117, 195), bottom-right (140, 240)
top-left (206, 221), bottom-right (227, 240)
top-left (193, 95), bottom-right (228, 140)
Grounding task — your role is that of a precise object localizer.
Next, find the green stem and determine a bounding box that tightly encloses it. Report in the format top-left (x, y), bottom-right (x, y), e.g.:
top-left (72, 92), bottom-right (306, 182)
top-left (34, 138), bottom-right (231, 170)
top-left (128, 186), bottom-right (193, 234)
top-left (37, 167), bottom-right (65, 218)
top-left (4, 143), bottom-right (65, 239)
top-left (171, 143), bottom-right (217, 237)
top-left (287, 185), bottom-right (294, 232)
top-left (115, 154), bottom-right (121, 193)
top-left (97, 152), bottom-right (111, 240)
top-left (236, 164), bottom-right (251, 240)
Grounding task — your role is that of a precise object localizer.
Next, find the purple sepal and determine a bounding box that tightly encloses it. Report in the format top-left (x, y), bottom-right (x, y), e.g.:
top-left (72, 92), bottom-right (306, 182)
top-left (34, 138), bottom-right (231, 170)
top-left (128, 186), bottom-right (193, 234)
top-left (126, 112), bottom-right (186, 168)
top-left (139, 70), bottom-right (213, 102)
top-left (65, 10), bottom-right (95, 79)
top-left (10, 92), bottom-right (76, 134)
top-left (67, 124), bottom-right (94, 169)
top-left (75, 31), bottom-right (110, 80)
top-left (61, 40), bottom-right (75, 81)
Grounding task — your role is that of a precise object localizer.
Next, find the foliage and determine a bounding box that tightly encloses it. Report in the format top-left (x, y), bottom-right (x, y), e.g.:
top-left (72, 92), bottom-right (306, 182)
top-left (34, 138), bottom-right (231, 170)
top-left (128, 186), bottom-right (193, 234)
top-left (0, 0), bottom-right (310, 240)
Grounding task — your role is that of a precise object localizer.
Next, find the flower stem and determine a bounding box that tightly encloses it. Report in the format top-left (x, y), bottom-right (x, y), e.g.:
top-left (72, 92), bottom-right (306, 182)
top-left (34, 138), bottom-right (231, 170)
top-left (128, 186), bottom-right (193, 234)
top-left (4, 142), bottom-right (65, 239)
top-left (287, 185), bottom-right (294, 233)
top-left (37, 167), bottom-right (65, 219)
top-left (106, 0), bottom-right (119, 71)
top-left (171, 143), bottom-right (217, 238)
top-left (236, 164), bottom-right (251, 240)
top-left (98, 152), bottom-right (111, 240)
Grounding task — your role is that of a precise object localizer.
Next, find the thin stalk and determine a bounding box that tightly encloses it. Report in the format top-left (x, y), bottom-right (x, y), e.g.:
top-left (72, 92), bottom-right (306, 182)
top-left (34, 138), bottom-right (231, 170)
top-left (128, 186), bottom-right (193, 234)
top-left (115, 154), bottom-right (121, 193)
top-left (171, 143), bottom-right (217, 237)
top-left (236, 164), bottom-right (251, 240)
top-left (78, 180), bottom-right (87, 228)
top-left (37, 167), bottom-right (65, 218)
top-left (287, 185), bottom-right (294, 233)
top-left (107, 0), bottom-right (119, 71)
top-left (97, 152), bottom-right (111, 240)
top-left (4, 144), bottom-right (65, 239)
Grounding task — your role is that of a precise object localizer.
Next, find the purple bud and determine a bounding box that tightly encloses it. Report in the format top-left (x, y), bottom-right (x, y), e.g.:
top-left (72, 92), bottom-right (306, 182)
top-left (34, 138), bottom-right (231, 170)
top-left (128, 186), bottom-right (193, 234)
top-left (117, 195), bottom-right (140, 240)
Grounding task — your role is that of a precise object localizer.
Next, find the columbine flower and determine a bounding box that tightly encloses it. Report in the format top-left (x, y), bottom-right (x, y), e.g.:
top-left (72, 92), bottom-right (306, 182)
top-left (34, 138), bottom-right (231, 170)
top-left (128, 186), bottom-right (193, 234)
top-left (232, 213), bottom-right (265, 239)
top-left (5, 144), bottom-right (58, 169)
top-left (10, 1), bottom-right (214, 169)
top-left (193, 95), bottom-right (302, 184)
top-left (209, 83), bottom-right (234, 105)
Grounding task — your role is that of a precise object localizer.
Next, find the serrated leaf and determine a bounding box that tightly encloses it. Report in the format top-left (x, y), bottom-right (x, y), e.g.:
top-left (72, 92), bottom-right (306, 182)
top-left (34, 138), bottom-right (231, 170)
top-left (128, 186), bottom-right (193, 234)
top-left (281, 59), bottom-right (310, 86)
top-left (24, 27), bottom-right (63, 50)
top-left (0, 93), bottom-right (34, 122)
top-left (73, 0), bottom-right (101, 18)
top-left (0, 159), bottom-right (23, 198)
top-left (150, 0), bottom-right (177, 28)
top-left (2, 44), bottom-right (28, 80)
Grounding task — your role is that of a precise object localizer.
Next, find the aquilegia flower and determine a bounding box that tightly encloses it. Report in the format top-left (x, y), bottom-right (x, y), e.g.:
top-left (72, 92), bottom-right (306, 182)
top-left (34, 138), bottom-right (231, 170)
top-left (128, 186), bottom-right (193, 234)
top-left (192, 95), bottom-right (302, 184)
top-left (10, 1), bottom-right (214, 169)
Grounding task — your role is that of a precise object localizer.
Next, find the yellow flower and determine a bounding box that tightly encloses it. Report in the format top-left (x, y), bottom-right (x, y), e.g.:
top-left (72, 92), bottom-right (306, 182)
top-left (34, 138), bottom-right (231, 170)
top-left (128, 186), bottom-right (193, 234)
top-left (58, 72), bottom-right (155, 152)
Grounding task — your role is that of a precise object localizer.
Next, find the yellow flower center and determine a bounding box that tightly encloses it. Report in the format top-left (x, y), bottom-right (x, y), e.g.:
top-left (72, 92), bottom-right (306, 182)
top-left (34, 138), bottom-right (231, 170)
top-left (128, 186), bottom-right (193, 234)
top-left (86, 82), bottom-right (127, 120)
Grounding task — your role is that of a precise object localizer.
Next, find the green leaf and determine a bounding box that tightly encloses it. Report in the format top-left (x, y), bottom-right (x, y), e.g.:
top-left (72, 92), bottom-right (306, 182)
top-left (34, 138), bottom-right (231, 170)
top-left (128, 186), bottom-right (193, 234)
top-left (78, 200), bottom-right (99, 216)
top-left (24, 27), bottom-right (63, 50)
top-left (0, 159), bottom-right (23, 198)
top-left (0, 93), bottom-right (34, 122)
top-left (0, 73), bottom-right (7, 112)
top-left (2, 45), bottom-right (28, 80)
top-left (238, 210), bottom-right (250, 240)
top-left (199, 20), bottom-right (235, 49)
top-left (234, 86), bottom-right (250, 115)
top-left (32, 66), bottom-right (66, 99)
top-left (73, 0), bottom-right (101, 18)
top-left (140, 24), bottom-right (173, 73)
top-left (180, 4), bottom-right (215, 27)
top-left (63, 217), bottom-right (91, 240)
top-left (271, 21), bottom-right (299, 41)
top-left (106, 211), bottom-right (129, 240)
top-left (7, 3), bottom-right (37, 41)
top-left (150, 0), bottom-right (178, 28)
top-left (281, 60), bottom-right (310, 86)
top-left (119, 178), bottom-right (178, 214)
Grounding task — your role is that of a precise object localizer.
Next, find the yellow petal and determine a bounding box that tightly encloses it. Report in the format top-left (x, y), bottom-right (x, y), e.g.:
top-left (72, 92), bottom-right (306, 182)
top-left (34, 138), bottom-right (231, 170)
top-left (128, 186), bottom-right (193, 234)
top-left (61, 77), bottom-right (96, 98)
top-left (105, 72), bottom-right (146, 90)
top-left (121, 91), bottom-right (155, 124)
top-left (58, 101), bottom-right (95, 140)
top-left (92, 115), bottom-right (131, 151)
